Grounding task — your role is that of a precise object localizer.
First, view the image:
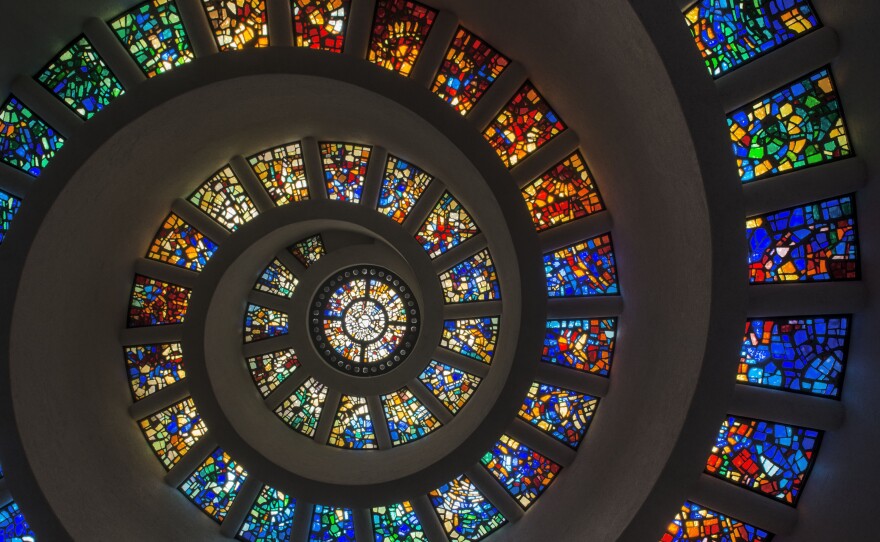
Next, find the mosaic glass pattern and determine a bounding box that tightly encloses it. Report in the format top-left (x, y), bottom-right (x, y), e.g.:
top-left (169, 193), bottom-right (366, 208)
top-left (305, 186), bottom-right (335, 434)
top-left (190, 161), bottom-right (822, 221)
top-left (416, 192), bottom-right (479, 258)
top-left (730, 68), bottom-right (850, 182)
top-left (432, 27), bottom-right (509, 115)
top-left (202, 0), bottom-right (268, 50)
top-left (140, 397), bottom-right (207, 470)
top-left (248, 141), bottom-right (310, 205)
top-left (740, 316), bottom-right (849, 397)
top-left (0, 189), bottom-right (22, 245)
top-left (128, 274), bottom-right (191, 327)
top-left (430, 475), bottom-right (507, 541)
top-left (378, 156), bottom-right (433, 224)
top-left (440, 318), bottom-right (499, 363)
top-left (706, 416), bottom-right (821, 504)
top-left (519, 382), bottom-right (599, 448)
top-left (0, 96), bottom-right (65, 176)
top-left (382, 387), bottom-right (441, 445)
top-left (244, 304), bottom-right (289, 343)
top-left (543, 319), bottom-right (617, 376)
top-left (37, 36), bottom-right (125, 120)
top-left (747, 196), bottom-right (859, 283)
top-left (247, 349), bottom-right (300, 397)
top-left (147, 213), bottom-right (218, 271)
top-left (483, 83), bottom-right (566, 168)
top-left (125, 342), bottom-right (185, 400)
top-left (368, 0), bottom-right (438, 77)
top-left (110, 0), bottom-right (194, 78)
top-left (662, 501), bottom-right (771, 542)
top-left (329, 395), bottom-right (378, 449)
top-left (372, 502), bottom-right (425, 542)
top-left (275, 377), bottom-right (328, 437)
top-left (545, 235), bottom-right (619, 296)
top-left (293, 0), bottom-right (351, 53)
top-left (289, 234), bottom-right (326, 267)
top-left (180, 447), bottom-right (248, 522)
top-left (255, 259), bottom-right (299, 298)
top-left (238, 485), bottom-right (297, 542)
top-left (522, 151), bottom-right (604, 231)
top-left (419, 360), bottom-right (481, 414)
top-left (190, 166), bottom-right (259, 231)
top-left (686, 0), bottom-right (820, 77)
top-left (321, 142), bottom-right (371, 203)
top-left (481, 434), bottom-right (561, 509)
top-left (439, 249), bottom-right (501, 304)
top-left (0, 502), bottom-right (35, 542)
top-left (310, 505), bottom-right (355, 542)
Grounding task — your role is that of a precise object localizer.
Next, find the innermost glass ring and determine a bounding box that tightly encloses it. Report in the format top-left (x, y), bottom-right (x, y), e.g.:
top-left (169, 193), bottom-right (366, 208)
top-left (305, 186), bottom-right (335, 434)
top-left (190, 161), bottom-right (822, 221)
top-left (312, 266), bottom-right (420, 376)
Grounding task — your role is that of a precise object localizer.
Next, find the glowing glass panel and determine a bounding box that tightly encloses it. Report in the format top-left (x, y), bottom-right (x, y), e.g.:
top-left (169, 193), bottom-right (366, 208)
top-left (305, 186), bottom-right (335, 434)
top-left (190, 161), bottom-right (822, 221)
top-left (238, 485), bottom-right (297, 542)
top-left (110, 0), bottom-right (194, 78)
top-left (189, 166), bottom-right (259, 231)
top-left (432, 27), bottom-right (509, 115)
top-left (202, 0), bottom-right (268, 50)
top-left (293, 0), bottom-right (351, 53)
top-left (140, 397), bottom-right (206, 470)
top-left (378, 156), bottom-right (433, 224)
top-left (0, 189), bottom-right (22, 245)
top-left (519, 382), bottom-right (599, 448)
top-left (483, 83), bottom-right (566, 168)
top-left (128, 274), bottom-right (191, 327)
top-left (321, 142), bottom-right (371, 203)
top-left (248, 141), bottom-right (310, 205)
top-left (368, 0), bottom-right (437, 77)
top-left (416, 192), bottom-right (479, 258)
top-left (481, 434), bottom-right (561, 509)
top-left (372, 502), bottom-right (425, 542)
top-left (522, 151), bottom-right (604, 231)
top-left (545, 235), bottom-right (619, 296)
top-left (125, 342), bottom-right (185, 400)
top-left (439, 249), bottom-right (500, 304)
top-left (747, 195), bottom-right (859, 283)
top-left (329, 395), bottom-right (378, 449)
top-left (290, 234), bottom-right (326, 267)
top-left (0, 502), bottom-right (35, 542)
top-left (180, 447), bottom-right (248, 522)
top-left (255, 259), bottom-right (299, 298)
top-left (440, 318), bottom-right (498, 363)
top-left (310, 505), bottom-right (355, 542)
top-left (0, 96), bottom-right (65, 176)
top-left (247, 349), bottom-right (300, 397)
top-left (244, 304), bottom-right (289, 343)
top-left (706, 416), bottom-right (821, 505)
top-left (275, 377), bottom-right (328, 437)
top-left (147, 213), bottom-right (218, 271)
top-left (543, 319), bottom-right (617, 376)
top-left (419, 360), bottom-right (481, 414)
top-left (382, 387), bottom-right (441, 446)
top-left (429, 475), bottom-right (507, 542)
top-left (662, 501), bottom-right (771, 542)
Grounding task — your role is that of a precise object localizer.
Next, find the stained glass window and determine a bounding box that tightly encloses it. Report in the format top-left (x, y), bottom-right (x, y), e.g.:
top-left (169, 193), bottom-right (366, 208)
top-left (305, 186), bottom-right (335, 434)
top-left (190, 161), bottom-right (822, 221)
top-left (378, 156), bottom-right (433, 224)
top-left (662, 501), bottom-right (771, 542)
top-left (125, 342), bottom-right (186, 400)
top-left (293, 0), bottom-right (351, 53)
top-left (740, 316), bottom-right (849, 397)
top-left (419, 360), bottom-right (481, 414)
top-left (0, 502), bottom-right (35, 542)
top-left (147, 213), bottom-right (218, 271)
top-left (238, 485), bottom-right (297, 542)
top-left (372, 502), bottom-right (425, 542)
top-left (519, 382), bottom-right (599, 448)
top-left (321, 142), bottom-right (371, 203)
top-left (255, 259), bottom-right (299, 298)
top-left (545, 235), bottom-right (619, 297)
top-left (329, 395), bottom-right (378, 449)
top-left (432, 27), bottom-right (509, 116)
top-left (244, 304), bottom-right (289, 343)
top-left (36, 36), bottom-right (125, 120)
top-left (139, 397), bottom-right (206, 470)
top-left (289, 234), bottom-right (326, 267)
top-left (706, 416), bottom-right (821, 504)
top-left (522, 152), bottom-right (604, 231)
top-left (429, 475), bottom-right (507, 542)
top-left (439, 249), bottom-right (501, 304)
top-left (368, 0), bottom-right (438, 77)
top-left (310, 505), bottom-right (355, 542)
top-left (0, 96), bottom-right (65, 176)
top-left (110, 0), bottom-right (194, 78)
top-left (0, 189), bottom-right (22, 245)
top-left (730, 68), bottom-right (850, 182)
top-left (483, 83), bottom-right (566, 168)
top-left (747, 195), bottom-right (859, 283)
top-left (248, 142), bottom-right (310, 206)
top-left (686, 0), bottom-right (820, 78)
top-left (382, 387), bottom-right (441, 445)
top-left (415, 192), bottom-right (479, 258)
top-left (247, 349), bottom-right (299, 397)
top-left (481, 434), bottom-right (561, 509)
top-left (543, 319), bottom-right (617, 376)
top-left (275, 377), bottom-right (328, 437)
top-left (440, 318), bottom-right (499, 363)
top-left (128, 274), bottom-right (191, 327)
top-left (180, 447), bottom-right (248, 522)
top-left (190, 166), bottom-right (259, 231)
top-left (202, 0), bottom-right (268, 50)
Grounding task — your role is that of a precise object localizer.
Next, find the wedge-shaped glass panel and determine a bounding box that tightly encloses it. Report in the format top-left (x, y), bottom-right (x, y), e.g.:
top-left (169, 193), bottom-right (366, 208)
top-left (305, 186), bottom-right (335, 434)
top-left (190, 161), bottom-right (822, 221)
top-left (429, 475), bottom-right (507, 541)
top-left (544, 235), bottom-right (620, 297)
top-left (416, 192), bottom-right (479, 258)
top-left (247, 349), bottom-right (299, 397)
top-left (321, 142), bottom-right (371, 203)
top-left (0, 96), bottom-right (65, 176)
top-left (382, 387), bottom-right (441, 446)
top-left (432, 27), bottom-right (509, 115)
top-left (289, 234), bottom-right (326, 267)
top-left (275, 377), bottom-right (328, 437)
top-left (483, 82), bottom-right (565, 168)
top-left (110, 0), bottom-right (194, 77)
top-left (0, 189), bottom-right (22, 245)
top-left (481, 434), bottom-right (561, 509)
top-left (0, 501), bottom-right (36, 541)
top-left (202, 0), bottom-right (269, 50)
top-left (329, 395), bottom-right (378, 449)
top-left (180, 447), bottom-right (248, 522)
top-left (128, 274), bottom-right (191, 327)
top-left (293, 0), bottom-right (351, 53)
top-left (372, 501), bottom-right (425, 542)
top-left (662, 501), bottom-right (772, 541)
top-left (125, 342), bottom-right (185, 400)
top-left (310, 505), bottom-right (355, 541)
top-left (543, 319), bottom-right (617, 376)
top-left (378, 155), bottom-right (433, 223)
top-left (238, 485), bottom-right (297, 542)
top-left (248, 141), bottom-right (310, 205)
top-left (419, 360), bottom-right (481, 414)
top-left (518, 382), bottom-right (599, 448)
top-left (147, 213), bottom-right (218, 271)
top-left (439, 249), bottom-right (500, 304)
top-left (369, 0), bottom-right (437, 76)
top-left (255, 259), bottom-right (298, 298)
top-left (244, 304), bottom-right (289, 343)
top-left (139, 397), bottom-right (206, 470)
top-left (440, 318), bottom-right (499, 363)
top-left (189, 166), bottom-right (259, 231)
top-left (522, 151), bottom-right (604, 231)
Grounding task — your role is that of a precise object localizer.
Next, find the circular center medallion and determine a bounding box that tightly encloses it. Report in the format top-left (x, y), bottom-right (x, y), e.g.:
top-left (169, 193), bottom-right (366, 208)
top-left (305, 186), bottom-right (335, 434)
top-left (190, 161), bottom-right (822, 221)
top-left (312, 266), bottom-right (420, 376)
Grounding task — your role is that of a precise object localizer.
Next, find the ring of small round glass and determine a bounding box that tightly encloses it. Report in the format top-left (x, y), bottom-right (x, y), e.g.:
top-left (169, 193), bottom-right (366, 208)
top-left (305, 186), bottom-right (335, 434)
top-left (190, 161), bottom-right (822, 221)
top-left (312, 266), bottom-right (420, 376)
